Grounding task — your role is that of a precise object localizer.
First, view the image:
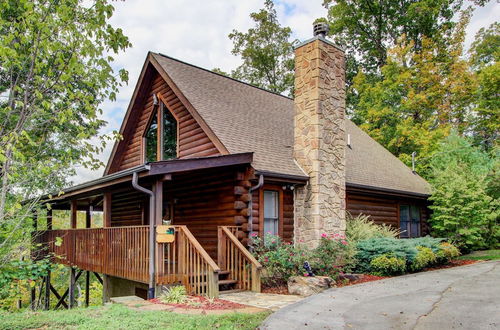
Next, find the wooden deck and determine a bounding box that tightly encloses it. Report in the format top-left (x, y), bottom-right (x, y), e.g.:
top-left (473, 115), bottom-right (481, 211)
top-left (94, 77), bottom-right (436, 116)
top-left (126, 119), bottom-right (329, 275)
top-left (35, 225), bottom-right (260, 298)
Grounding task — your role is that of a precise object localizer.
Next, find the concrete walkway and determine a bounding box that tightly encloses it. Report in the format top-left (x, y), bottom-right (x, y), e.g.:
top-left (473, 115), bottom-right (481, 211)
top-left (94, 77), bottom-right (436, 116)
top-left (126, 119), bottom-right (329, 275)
top-left (262, 261), bottom-right (500, 329)
top-left (220, 291), bottom-right (303, 311)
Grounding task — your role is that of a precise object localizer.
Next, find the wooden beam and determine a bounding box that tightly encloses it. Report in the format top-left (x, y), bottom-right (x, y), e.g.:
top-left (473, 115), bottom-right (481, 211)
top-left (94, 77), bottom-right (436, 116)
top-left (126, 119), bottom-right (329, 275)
top-left (47, 208), bottom-right (52, 230)
top-left (85, 206), bottom-right (91, 229)
top-left (69, 268), bottom-right (76, 309)
top-left (70, 200), bottom-right (77, 229)
top-left (51, 284), bottom-right (68, 309)
top-left (85, 271), bottom-right (90, 307)
top-left (153, 180), bottom-right (163, 225)
top-left (103, 193), bottom-right (112, 227)
top-left (44, 271), bottom-right (51, 310)
top-left (93, 272), bottom-right (103, 285)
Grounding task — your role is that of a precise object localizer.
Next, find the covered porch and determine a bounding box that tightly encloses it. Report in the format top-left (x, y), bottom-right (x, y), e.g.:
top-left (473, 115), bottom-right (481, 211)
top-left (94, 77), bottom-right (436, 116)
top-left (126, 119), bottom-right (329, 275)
top-left (33, 153), bottom-right (262, 306)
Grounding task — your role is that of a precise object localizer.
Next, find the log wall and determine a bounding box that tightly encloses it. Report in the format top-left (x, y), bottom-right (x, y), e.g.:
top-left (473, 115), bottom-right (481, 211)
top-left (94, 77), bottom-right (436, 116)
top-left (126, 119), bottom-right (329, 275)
top-left (115, 72), bottom-right (220, 172)
top-left (110, 190), bottom-right (145, 227)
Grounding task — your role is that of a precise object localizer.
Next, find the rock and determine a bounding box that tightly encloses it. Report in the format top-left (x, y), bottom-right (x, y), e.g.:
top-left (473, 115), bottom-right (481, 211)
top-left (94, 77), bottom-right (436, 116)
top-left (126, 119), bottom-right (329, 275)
top-left (337, 273), bottom-right (361, 282)
top-left (287, 276), bottom-right (335, 296)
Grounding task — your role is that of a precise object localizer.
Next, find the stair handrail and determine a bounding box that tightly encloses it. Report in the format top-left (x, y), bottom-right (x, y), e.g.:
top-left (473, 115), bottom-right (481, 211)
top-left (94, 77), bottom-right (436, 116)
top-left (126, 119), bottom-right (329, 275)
top-left (178, 225), bottom-right (221, 272)
top-left (218, 226), bottom-right (262, 292)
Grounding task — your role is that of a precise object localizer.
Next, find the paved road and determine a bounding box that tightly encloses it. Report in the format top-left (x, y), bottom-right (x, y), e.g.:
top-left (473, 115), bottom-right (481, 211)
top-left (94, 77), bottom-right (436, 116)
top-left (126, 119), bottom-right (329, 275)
top-left (262, 261), bottom-right (499, 330)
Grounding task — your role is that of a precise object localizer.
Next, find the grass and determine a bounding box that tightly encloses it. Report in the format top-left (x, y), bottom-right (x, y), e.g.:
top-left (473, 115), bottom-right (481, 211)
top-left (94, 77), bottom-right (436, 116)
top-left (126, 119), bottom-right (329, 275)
top-left (0, 304), bottom-right (270, 330)
top-left (458, 249), bottom-right (500, 261)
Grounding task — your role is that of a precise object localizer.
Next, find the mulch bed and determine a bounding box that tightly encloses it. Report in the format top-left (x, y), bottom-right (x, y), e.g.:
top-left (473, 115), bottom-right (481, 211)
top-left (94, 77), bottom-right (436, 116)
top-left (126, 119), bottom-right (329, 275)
top-left (262, 285), bottom-right (289, 295)
top-left (424, 258), bottom-right (478, 271)
top-left (149, 296), bottom-right (247, 310)
top-left (336, 274), bottom-right (387, 287)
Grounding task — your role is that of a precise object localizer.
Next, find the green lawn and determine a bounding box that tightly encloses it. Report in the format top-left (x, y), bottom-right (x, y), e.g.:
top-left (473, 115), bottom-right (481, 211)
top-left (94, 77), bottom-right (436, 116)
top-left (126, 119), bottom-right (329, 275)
top-left (459, 249), bottom-right (500, 261)
top-left (0, 304), bottom-right (269, 330)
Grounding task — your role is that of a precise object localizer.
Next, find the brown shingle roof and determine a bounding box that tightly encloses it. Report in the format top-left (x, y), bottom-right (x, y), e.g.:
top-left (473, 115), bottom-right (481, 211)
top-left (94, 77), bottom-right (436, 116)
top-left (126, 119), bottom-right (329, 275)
top-left (152, 53), bottom-right (430, 196)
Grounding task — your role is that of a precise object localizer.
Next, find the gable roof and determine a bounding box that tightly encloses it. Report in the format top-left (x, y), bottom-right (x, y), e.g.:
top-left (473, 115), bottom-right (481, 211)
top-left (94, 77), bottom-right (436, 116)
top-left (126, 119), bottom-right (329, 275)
top-left (109, 52), bottom-right (430, 196)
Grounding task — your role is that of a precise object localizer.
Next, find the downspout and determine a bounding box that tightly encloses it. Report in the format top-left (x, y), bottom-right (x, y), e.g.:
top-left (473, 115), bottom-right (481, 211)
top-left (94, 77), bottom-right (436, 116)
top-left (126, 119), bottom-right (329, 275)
top-left (132, 170), bottom-right (156, 299)
top-left (248, 175), bottom-right (264, 239)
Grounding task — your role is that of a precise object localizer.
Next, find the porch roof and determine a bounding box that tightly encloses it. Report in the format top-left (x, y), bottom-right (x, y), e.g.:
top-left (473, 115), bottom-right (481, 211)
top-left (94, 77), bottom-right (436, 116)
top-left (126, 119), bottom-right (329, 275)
top-left (42, 153), bottom-right (254, 204)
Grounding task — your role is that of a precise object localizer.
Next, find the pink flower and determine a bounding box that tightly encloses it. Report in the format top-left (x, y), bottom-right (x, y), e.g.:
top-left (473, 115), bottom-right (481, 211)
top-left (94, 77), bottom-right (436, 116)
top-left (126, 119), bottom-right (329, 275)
top-left (251, 233), bottom-right (258, 237)
top-left (321, 233), bottom-right (328, 238)
top-left (264, 257), bottom-right (269, 262)
top-left (304, 273), bottom-right (309, 277)
top-left (341, 240), bottom-right (347, 245)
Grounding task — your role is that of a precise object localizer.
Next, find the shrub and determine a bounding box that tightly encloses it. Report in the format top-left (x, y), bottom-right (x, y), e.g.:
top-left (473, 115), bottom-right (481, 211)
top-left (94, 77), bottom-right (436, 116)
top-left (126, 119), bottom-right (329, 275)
top-left (370, 254), bottom-right (406, 276)
top-left (250, 233), bottom-right (309, 286)
top-left (436, 242), bottom-right (461, 263)
top-left (160, 285), bottom-right (187, 304)
top-left (411, 246), bottom-right (437, 271)
top-left (309, 233), bottom-right (357, 278)
top-left (346, 213), bottom-right (400, 243)
top-left (355, 237), bottom-right (447, 273)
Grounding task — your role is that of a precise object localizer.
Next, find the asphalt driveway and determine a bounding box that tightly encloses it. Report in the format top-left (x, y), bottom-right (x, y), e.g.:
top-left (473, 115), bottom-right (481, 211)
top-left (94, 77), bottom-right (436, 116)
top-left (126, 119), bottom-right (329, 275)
top-left (262, 261), bottom-right (499, 330)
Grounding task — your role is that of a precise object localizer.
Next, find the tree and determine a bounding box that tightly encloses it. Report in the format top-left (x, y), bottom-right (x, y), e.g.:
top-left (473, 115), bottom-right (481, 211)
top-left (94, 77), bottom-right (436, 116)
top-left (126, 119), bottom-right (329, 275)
top-left (351, 11), bottom-right (476, 175)
top-left (427, 132), bottom-right (499, 251)
top-left (219, 0), bottom-right (296, 96)
top-left (322, 0), bottom-right (485, 113)
top-left (0, 0), bottom-right (130, 262)
top-left (469, 22), bottom-right (500, 150)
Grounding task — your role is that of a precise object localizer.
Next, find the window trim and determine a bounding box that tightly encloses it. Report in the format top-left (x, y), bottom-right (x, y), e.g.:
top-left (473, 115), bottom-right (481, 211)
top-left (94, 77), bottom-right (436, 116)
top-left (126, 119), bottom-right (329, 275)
top-left (258, 184), bottom-right (284, 238)
top-left (141, 93), bottom-right (180, 163)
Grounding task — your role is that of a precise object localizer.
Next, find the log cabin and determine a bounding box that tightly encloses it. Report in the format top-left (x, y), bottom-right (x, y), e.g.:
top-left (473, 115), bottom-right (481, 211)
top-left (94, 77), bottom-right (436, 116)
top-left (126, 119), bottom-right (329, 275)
top-left (34, 24), bottom-right (430, 305)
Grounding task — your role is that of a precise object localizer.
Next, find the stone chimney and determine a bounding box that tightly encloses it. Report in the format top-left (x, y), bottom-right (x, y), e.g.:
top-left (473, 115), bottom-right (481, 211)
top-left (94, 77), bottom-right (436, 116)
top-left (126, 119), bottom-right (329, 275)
top-left (293, 23), bottom-right (346, 247)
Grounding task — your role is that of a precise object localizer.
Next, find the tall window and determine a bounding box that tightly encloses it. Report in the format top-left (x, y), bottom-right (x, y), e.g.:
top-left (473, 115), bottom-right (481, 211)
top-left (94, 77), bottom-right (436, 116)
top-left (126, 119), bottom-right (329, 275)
top-left (399, 205), bottom-right (421, 238)
top-left (263, 190), bottom-right (279, 236)
top-left (144, 101), bottom-right (177, 162)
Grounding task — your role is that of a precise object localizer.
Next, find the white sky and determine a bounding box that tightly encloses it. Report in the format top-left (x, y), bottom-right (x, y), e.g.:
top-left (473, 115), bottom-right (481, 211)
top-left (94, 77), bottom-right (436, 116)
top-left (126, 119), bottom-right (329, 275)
top-left (72, 0), bottom-right (500, 184)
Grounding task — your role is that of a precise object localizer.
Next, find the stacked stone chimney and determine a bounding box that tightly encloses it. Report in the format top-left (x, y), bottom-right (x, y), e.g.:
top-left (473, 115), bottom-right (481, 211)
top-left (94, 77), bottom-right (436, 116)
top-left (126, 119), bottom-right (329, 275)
top-left (293, 24), bottom-right (346, 247)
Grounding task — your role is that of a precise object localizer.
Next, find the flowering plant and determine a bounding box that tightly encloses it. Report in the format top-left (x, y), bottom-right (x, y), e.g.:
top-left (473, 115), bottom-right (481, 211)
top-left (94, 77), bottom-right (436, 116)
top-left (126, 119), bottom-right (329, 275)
top-left (309, 233), bottom-right (357, 277)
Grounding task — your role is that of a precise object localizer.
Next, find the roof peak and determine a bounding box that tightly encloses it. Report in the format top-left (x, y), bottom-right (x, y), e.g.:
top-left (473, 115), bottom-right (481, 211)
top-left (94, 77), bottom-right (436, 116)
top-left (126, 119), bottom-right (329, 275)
top-left (153, 52), bottom-right (293, 101)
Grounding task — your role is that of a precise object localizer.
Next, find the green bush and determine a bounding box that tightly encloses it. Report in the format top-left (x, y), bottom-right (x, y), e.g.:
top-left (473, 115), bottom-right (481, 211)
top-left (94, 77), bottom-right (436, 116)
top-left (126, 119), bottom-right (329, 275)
top-left (159, 285), bottom-right (187, 304)
top-left (355, 237), bottom-right (446, 273)
top-left (411, 246), bottom-right (437, 271)
top-left (370, 254), bottom-right (406, 276)
top-left (250, 233), bottom-right (308, 286)
top-left (309, 233), bottom-right (357, 277)
top-left (436, 242), bottom-right (461, 263)
top-left (346, 213), bottom-right (400, 242)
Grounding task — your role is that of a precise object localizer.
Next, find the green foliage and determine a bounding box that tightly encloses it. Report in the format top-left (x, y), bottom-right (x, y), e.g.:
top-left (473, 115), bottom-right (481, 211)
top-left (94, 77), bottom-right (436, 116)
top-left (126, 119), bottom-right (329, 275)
top-left (436, 242), bottom-right (461, 263)
top-left (250, 233), bottom-right (308, 286)
top-left (309, 233), bottom-right (357, 277)
top-left (222, 0), bottom-right (296, 96)
top-left (322, 0), bottom-right (481, 113)
top-left (0, 304), bottom-right (269, 330)
top-left (458, 249), bottom-right (500, 261)
top-left (370, 254), bottom-right (407, 276)
top-left (345, 213), bottom-right (400, 242)
top-left (159, 285), bottom-right (187, 304)
top-left (428, 133), bottom-right (499, 251)
top-left (411, 246), bottom-right (437, 271)
top-left (355, 237), bottom-right (447, 273)
top-left (0, 0), bottom-right (130, 262)
top-left (0, 258), bottom-right (51, 310)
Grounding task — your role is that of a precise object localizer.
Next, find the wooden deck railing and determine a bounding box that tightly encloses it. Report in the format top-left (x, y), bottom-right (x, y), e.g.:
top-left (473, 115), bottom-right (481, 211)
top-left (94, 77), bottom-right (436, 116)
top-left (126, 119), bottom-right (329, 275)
top-left (156, 225), bottom-right (220, 298)
top-left (217, 226), bottom-right (262, 292)
top-left (35, 226), bottom-right (150, 283)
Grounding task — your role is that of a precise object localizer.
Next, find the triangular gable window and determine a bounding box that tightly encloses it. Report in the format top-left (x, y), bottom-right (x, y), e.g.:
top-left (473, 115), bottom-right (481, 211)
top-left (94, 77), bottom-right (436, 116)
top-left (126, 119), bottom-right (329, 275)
top-left (144, 99), bottom-right (178, 162)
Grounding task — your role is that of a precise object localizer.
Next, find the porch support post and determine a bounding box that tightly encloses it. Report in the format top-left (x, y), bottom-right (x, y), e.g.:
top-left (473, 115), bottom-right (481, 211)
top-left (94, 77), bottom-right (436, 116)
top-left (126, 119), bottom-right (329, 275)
top-left (69, 267), bottom-right (76, 308)
top-left (70, 200), bottom-right (77, 229)
top-left (44, 270), bottom-right (51, 310)
top-left (103, 193), bottom-right (112, 227)
top-left (30, 210), bottom-right (38, 311)
top-left (85, 271), bottom-right (90, 307)
top-left (153, 181), bottom-right (163, 225)
top-left (47, 208), bottom-right (52, 230)
top-left (85, 205), bottom-right (92, 229)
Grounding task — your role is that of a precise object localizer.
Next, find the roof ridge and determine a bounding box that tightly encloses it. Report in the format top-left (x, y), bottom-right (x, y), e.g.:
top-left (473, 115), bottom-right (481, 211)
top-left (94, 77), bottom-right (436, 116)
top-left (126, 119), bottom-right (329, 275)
top-left (155, 52), bottom-right (293, 101)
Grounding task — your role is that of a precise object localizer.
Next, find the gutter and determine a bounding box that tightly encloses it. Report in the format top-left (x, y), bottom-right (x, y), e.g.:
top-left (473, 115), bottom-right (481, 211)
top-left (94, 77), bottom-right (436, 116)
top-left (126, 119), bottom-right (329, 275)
top-left (248, 175), bottom-right (264, 239)
top-left (131, 170), bottom-right (156, 299)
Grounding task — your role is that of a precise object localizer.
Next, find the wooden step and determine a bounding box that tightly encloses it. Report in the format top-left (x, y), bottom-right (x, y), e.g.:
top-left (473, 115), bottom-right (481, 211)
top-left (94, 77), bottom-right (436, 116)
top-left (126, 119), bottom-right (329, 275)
top-left (219, 289), bottom-right (244, 294)
top-left (218, 279), bottom-right (238, 286)
top-left (219, 270), bottom-right (230, 276)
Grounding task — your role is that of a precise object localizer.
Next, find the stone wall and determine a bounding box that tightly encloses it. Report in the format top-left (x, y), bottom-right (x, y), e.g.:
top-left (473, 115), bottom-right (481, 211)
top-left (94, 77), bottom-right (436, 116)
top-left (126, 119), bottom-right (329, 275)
top-left (293, 37), bottom-right (346, 247)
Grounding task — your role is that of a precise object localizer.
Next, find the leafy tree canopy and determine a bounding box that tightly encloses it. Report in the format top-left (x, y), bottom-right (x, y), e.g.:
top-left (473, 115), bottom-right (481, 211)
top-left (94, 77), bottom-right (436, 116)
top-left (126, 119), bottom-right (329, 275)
top-left (0, 0), bottom-right (130, 262)
top-left (215, 0), bottom-right (296, 96)
top-left (428, 132), bottom-right (499, 251)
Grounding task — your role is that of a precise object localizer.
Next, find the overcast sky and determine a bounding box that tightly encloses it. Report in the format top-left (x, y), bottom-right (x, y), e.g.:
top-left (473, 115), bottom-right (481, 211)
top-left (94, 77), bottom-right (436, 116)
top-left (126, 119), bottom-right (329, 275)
top-left (72, 0), bottom-right (500, 184)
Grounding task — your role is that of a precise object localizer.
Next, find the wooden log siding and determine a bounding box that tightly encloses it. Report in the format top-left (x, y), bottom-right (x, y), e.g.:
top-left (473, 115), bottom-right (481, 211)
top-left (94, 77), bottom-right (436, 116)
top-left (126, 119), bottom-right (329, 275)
top-left (116, 72), bottom-right (220, 172)
top-left (346, 191), bottom-right (430, 235)
top-left (165, 166), bottom-right (253, 259)
top-left (111, 190), bottom-right (145, 226)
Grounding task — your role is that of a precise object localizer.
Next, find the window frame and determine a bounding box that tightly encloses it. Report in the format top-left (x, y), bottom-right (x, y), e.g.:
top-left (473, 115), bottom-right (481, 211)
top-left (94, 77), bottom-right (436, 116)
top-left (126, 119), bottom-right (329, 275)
top-left (259, 184), bottom-right (284, 238)
top-left (142, 94), bottom-right (179, 163)
top-left (398, 204), bottom-right (422, 238)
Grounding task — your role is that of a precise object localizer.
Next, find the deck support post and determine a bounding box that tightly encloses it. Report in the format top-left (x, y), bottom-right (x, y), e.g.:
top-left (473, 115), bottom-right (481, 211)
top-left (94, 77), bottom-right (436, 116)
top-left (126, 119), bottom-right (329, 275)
top-left (30, 210), bottom-right (38, 311)
top-left (69, 267), bottom-right (76, 308)
top-left (85, 271), bottom-right (90, 307)
top-left (44, 270), bottom-right (51, 310)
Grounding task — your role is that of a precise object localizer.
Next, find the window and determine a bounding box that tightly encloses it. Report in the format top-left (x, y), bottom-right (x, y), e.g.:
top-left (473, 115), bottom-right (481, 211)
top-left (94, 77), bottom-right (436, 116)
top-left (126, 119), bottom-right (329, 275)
top-left (144, 101), bottom-right (177, 162)
top-left (263, 190), bottom-right (279, 236)
top-left (399, 205), bottom-right (421, 238)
